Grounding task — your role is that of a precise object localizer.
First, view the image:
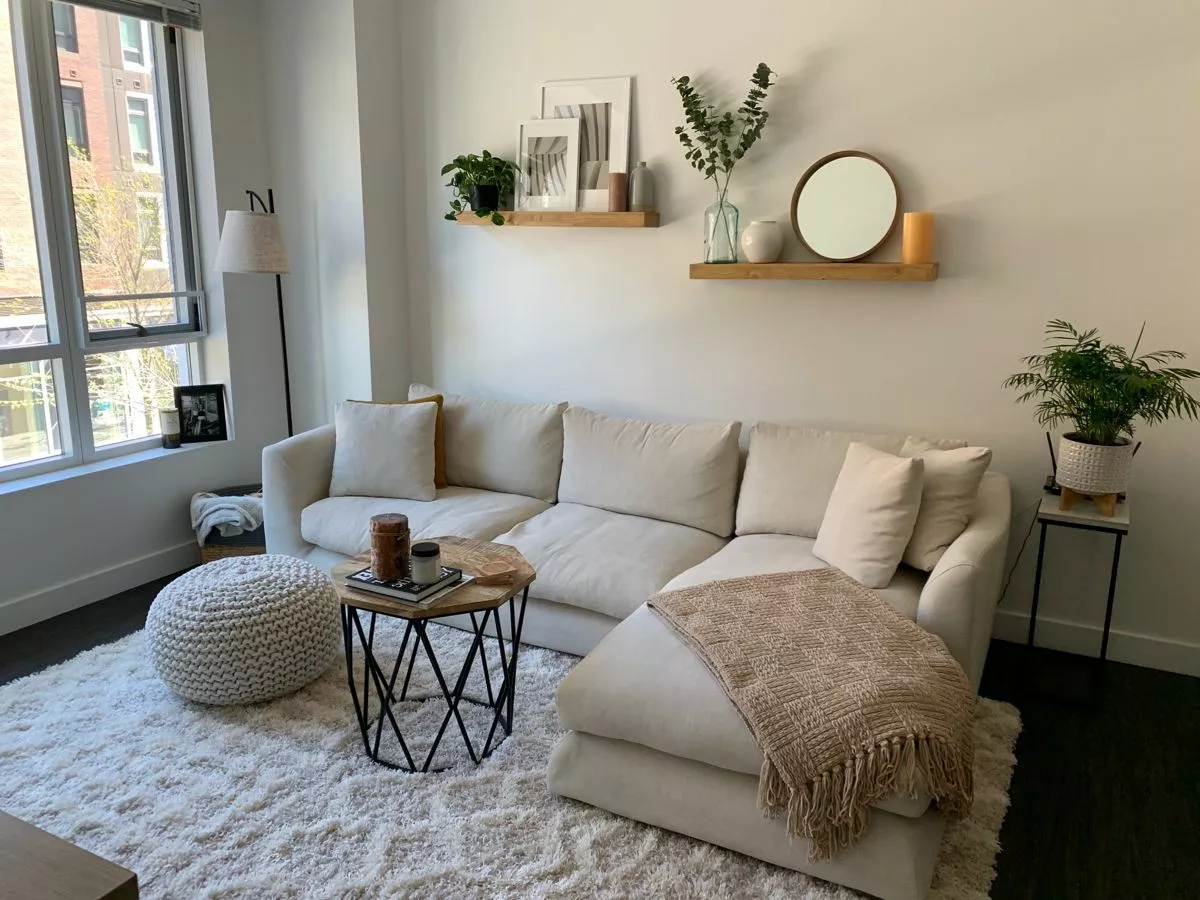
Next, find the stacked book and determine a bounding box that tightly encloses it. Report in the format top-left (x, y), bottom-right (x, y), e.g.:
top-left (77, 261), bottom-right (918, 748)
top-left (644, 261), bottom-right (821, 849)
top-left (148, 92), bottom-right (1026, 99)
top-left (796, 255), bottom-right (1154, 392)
top-left (346, 566), bottom-right (469, 607)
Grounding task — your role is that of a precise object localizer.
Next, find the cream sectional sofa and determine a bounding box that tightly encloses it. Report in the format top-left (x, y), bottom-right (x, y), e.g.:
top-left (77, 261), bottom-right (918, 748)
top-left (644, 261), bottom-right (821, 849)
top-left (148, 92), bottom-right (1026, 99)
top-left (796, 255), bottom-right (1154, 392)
top-left (262, 385), bottom-right (1012, 900)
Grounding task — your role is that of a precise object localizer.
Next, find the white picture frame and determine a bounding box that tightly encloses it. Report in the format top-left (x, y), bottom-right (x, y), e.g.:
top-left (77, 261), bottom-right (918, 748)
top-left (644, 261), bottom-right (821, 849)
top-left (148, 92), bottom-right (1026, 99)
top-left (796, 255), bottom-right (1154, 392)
top-left (515, 118), bottom-right (581, 212)
top-left (538, 76), bottom-right (632, 211)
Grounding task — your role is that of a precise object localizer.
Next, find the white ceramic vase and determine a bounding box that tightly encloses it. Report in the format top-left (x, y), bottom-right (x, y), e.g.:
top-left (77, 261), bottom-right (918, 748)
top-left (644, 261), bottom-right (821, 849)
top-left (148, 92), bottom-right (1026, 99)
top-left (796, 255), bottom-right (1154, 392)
top-left (740, 220), bottom-right (784, 263)
top-left (1056, 434), bottom-right (1134, 495)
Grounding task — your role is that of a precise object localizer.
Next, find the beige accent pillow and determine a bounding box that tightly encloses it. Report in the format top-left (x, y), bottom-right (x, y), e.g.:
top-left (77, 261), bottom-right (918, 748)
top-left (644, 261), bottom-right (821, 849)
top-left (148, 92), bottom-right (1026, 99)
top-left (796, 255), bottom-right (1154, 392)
top-left (329, 400), bottom-right (437, 501)
top-left (900, 437), bottom-right (993, 571)
top-left (813, 443), bottom-right (925, 589)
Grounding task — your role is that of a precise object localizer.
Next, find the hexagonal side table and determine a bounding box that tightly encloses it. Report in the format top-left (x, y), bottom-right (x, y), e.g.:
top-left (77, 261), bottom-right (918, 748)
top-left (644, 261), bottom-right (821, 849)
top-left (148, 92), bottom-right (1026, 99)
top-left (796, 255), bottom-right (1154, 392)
top-left (331, 537), bottom-right (535, 772)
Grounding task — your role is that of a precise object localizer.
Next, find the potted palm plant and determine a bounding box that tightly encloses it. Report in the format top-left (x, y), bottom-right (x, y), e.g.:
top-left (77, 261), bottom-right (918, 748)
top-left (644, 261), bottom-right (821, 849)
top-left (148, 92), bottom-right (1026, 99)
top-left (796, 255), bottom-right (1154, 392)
top-left (1005, 319), bottom-right (1200, 496)
top-left (441, 151), bottom-right (518, 225)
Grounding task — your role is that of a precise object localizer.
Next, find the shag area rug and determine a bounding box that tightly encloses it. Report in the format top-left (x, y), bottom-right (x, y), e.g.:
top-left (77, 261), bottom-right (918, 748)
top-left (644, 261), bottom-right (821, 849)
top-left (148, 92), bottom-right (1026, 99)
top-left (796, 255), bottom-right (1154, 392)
top-left (0, 622), bottom-right (1020, 899)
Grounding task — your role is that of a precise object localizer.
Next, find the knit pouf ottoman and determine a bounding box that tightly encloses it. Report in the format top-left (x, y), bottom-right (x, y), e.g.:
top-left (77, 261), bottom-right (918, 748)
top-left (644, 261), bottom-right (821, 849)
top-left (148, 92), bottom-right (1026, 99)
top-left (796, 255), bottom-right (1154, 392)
top-left (146, 555), bottom-right (339, 705)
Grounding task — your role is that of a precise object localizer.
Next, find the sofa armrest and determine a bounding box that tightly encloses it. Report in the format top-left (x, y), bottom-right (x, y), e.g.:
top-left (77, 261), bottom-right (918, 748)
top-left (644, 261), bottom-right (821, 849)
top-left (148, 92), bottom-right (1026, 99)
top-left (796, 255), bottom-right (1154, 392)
top-left (916, 470), bottom-right (1012, 692)
top-left (262, 425), bottom-right (336, 557)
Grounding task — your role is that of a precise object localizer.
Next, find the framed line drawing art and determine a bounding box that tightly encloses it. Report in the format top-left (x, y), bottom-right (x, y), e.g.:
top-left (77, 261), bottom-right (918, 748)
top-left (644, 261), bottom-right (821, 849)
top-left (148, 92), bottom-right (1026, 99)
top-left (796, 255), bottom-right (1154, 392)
top-left (515, 118), bottom-right (580, 212)
top-left (539, 77), bottom-right (632, 211)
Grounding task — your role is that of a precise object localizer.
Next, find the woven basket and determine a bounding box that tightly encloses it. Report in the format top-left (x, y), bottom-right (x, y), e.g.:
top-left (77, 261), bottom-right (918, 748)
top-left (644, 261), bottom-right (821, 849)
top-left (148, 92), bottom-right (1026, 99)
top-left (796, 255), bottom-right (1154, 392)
top-left (197, 483), bottom-right (266, 562)
top-left (1056, 434), bottom-right (1134, 495)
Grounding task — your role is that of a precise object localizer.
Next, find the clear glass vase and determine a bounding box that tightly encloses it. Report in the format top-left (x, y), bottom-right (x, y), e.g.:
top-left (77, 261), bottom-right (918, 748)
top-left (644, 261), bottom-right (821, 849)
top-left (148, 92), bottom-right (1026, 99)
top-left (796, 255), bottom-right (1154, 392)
top-left (704, 198), bottom-right (740, 263)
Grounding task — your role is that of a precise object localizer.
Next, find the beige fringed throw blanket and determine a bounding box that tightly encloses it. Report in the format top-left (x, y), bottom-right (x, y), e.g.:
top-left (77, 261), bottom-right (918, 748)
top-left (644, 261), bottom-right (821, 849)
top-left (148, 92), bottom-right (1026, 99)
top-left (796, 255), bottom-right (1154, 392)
top-left (647, 567), bottom-right (974, 861)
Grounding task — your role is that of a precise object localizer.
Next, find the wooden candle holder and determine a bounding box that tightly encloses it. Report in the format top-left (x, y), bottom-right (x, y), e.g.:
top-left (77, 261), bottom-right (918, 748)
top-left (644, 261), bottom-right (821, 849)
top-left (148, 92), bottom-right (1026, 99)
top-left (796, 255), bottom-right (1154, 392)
top-left (369, 513), bottom-right (410, 581)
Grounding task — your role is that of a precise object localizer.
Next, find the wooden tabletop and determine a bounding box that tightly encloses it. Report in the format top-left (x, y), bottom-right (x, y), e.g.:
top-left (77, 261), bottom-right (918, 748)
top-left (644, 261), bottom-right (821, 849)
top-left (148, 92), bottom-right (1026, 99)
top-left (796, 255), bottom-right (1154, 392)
top-left (332, 536), bottom-right (535, 620)
top-left (0, 811), bottom-right (138, 900)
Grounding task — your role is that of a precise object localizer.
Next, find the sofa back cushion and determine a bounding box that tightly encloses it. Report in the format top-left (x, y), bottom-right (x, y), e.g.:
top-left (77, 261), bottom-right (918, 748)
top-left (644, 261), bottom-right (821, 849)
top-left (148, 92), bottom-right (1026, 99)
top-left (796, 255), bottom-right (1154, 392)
top-left (409, 384), bottom-right (566, 502)
top-left (557, 406), bottom-right (742, 536)
top-left (736, 423), bottom-right (965, 539)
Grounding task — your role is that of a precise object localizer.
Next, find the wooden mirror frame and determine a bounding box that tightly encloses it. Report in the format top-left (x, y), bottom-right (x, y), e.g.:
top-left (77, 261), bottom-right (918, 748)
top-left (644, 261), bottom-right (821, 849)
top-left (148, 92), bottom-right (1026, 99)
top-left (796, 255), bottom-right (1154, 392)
top-left (789, 150), bottom-right (901, 262)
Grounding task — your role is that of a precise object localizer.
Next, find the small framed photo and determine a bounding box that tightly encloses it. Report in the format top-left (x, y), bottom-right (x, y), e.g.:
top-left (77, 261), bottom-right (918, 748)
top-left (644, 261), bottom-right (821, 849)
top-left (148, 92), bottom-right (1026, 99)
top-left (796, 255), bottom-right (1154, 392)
top-left (539, 77), bottom-right (632, 211)
top-left (175, 384), bottom-right (228, 443)
top-left (515, 118), bottom-right (580, 212)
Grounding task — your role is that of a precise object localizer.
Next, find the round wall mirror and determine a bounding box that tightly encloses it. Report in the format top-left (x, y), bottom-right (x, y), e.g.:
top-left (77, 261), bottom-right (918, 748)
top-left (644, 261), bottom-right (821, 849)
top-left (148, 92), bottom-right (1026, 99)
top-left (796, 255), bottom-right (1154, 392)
top-left (790, 151), bottom-right (900, 262)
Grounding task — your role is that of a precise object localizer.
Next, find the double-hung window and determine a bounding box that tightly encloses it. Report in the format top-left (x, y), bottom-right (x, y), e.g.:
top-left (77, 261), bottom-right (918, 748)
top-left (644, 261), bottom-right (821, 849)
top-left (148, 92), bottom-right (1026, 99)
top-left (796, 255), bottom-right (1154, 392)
top-left (0, 0), bottom-right (203, 481)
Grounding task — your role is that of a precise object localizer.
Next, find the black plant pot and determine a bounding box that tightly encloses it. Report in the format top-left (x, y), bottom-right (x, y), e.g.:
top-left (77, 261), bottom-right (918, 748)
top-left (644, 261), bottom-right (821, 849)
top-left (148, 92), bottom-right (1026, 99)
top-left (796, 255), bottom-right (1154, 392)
top-left (470, 185), bottom-right (500, 211)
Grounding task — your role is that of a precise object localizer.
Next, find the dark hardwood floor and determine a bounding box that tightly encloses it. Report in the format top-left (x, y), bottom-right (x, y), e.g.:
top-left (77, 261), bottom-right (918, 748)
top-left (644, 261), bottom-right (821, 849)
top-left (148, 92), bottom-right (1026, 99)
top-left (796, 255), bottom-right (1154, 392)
top-left (2, 579), bottom-right (1197, 897)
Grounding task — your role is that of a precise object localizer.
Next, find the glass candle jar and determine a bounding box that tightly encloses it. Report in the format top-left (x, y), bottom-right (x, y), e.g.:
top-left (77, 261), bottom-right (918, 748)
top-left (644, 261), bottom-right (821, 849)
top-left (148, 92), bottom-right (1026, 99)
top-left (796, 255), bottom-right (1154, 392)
top-left (409, 541), bottom-right (441, 584)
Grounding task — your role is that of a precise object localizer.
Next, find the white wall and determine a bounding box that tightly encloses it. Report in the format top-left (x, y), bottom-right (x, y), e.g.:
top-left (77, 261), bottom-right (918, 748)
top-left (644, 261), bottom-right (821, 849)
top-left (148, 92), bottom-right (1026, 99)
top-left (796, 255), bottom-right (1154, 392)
top-left (400, 0), bottom-right (1200, 673)
top-left (259, 0), bottom-right (411, 428)
top-left (0, 0), bottom-right (286, 634)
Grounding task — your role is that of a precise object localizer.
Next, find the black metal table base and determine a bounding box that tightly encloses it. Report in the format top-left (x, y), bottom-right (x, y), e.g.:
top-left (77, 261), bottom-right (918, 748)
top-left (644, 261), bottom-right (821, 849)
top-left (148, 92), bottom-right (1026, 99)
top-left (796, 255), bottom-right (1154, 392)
top-left (1027, 521), bottom-right (1124, 662)
top-left (342, 587), bottom-right (529, 772)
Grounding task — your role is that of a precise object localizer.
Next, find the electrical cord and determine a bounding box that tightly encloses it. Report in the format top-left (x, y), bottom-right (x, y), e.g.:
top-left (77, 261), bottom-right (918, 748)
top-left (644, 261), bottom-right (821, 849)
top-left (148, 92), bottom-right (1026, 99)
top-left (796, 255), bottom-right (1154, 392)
top-left (998, 497), bottom-right (1043, 603)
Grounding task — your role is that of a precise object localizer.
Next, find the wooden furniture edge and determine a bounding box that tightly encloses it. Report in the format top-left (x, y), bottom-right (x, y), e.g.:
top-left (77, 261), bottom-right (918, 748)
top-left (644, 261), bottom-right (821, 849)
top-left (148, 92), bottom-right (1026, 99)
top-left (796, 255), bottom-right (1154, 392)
top-left (688, 262), bottom-right (938, 281)
top-left (456, 210), bottom-right (659, 228)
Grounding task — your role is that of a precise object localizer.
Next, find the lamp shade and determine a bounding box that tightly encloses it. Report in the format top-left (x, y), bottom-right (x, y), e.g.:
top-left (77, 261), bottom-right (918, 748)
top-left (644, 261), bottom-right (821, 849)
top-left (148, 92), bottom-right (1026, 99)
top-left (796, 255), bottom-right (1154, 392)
top-left (215, 210), bottom-right (291, 275)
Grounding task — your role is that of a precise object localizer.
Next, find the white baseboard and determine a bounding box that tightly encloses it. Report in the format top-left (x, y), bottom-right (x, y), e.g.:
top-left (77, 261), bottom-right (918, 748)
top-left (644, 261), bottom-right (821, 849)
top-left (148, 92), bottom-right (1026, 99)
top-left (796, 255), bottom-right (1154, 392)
top-left (0, 541), bottom-right (199, 636)
top-left (993, 608), bottom-right (1200, 678)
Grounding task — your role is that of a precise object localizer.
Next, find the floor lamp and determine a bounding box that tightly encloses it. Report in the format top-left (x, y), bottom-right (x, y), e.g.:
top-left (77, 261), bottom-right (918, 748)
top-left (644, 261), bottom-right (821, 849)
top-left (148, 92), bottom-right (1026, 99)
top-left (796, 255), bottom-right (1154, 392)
top-left (215, 190), bottom-right (295, 436)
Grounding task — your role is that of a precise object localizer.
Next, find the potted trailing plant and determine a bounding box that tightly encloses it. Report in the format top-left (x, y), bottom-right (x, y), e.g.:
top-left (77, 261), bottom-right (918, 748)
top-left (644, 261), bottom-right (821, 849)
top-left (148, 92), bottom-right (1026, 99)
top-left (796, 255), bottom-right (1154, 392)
top-left (442, 151), bottom-right (518, 225)
top-left (1004, 319), bottom-right (1200, 496)
top-left (671, 63), bottom-right (775, 263)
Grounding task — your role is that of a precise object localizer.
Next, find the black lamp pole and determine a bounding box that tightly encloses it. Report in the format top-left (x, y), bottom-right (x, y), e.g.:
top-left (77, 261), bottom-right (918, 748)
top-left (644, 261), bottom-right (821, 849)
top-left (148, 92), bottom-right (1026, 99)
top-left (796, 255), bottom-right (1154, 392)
top-left (246, 188), bottom-right (294, 437)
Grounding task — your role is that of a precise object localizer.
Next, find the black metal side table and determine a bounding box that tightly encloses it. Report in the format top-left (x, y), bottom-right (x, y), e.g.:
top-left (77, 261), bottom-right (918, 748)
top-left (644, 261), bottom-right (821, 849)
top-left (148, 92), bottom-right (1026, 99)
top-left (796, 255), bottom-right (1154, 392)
top-left (331, 538), bottom-right (535, 772)
top-left (1027, 494), bottom-right (1130, 661)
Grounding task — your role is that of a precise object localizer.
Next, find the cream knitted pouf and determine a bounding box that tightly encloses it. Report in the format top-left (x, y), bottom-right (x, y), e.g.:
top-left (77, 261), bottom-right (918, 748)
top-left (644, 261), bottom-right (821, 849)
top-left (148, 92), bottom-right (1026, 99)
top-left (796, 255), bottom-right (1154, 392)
top-left (146, 555), bottom-right (340, 705)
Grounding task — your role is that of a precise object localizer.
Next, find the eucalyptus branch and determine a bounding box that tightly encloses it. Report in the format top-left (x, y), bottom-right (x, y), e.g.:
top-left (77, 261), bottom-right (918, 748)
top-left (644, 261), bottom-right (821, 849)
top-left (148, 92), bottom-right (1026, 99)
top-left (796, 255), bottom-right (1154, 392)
top-left (671, 63), bottom-right (776, 191)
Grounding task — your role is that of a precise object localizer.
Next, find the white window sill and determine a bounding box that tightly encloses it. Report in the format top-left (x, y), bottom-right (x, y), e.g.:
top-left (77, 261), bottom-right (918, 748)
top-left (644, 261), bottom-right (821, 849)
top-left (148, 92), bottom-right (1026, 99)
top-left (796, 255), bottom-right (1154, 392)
top-left (0, 441), bottom-right (228, 497)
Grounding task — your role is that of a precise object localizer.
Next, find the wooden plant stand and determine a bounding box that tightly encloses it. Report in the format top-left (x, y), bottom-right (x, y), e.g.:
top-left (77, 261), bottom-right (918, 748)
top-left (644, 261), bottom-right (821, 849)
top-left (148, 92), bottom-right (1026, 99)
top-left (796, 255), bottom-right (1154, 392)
top-left (1059, 487), bottom-right (1118, 518)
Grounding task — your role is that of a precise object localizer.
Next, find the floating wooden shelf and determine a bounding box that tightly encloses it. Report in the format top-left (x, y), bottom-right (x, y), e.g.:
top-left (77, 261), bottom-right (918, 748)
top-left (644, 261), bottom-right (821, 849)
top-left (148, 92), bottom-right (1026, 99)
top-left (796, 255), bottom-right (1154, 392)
top-left (456, 210), bottom-right (659, 228)
top-left (689, 262), bottom-right (939, 282)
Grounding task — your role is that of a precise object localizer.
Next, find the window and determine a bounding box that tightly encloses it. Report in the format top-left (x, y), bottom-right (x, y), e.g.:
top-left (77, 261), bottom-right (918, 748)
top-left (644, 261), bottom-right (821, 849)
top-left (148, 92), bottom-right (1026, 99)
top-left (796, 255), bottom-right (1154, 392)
top-left (60, 85), bottom-right (88, 154)
top-left (119, 15), bottom-right (145, 68)
top-left (126, 95), bottom-right (153, 167)
top-left (0, 0), bottom-right (204, 481)
top-left (51, 1), bottom-right (75, 52)
top-left (137, 193), bottom-right (165, 264)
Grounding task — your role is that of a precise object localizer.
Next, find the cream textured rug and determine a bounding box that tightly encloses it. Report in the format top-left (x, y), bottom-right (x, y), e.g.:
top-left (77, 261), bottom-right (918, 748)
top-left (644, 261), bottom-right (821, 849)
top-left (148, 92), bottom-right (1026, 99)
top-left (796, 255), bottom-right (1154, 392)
top-left (0, 622), bottom-right (1020, 899)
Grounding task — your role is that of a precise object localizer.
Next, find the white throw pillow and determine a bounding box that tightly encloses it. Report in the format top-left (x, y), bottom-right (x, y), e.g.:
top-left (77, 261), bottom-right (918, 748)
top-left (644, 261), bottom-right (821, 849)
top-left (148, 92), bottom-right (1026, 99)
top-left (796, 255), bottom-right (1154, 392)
top-left (557, 406), bottom-right (742, 536)
top-left (329, 400), bottom-right (437, 501)
top-left (813, 442), bottom-right (925, 589)
top-left (900, 437), bottom-right (993, 571)
top-left (409, 383), bottom-right (566, 503)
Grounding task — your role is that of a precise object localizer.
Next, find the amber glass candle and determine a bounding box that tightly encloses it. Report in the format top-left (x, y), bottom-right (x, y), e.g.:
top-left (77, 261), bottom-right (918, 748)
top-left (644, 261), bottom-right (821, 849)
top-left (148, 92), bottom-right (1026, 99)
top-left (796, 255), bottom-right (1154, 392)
top-left (902, 212), bottom-right (935, 264)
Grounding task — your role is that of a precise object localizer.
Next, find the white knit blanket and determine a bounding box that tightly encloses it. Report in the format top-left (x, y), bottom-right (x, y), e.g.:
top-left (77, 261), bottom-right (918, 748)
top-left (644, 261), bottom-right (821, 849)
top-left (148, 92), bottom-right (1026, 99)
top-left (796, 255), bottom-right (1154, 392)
top-left (190, 491), bottom-right (264, 544)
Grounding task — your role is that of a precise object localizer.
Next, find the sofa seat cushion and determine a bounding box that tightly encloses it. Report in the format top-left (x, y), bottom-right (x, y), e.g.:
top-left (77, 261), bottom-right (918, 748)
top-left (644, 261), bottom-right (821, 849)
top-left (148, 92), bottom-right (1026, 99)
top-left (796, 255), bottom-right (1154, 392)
top-left (493, 503), bottom-right (726, 620)
top-left (300, 487), bottom-right (549, 557)
top-left (663, 534), bottom-right (927, 621)
top-left (557, 604), bottom-right (932, 819)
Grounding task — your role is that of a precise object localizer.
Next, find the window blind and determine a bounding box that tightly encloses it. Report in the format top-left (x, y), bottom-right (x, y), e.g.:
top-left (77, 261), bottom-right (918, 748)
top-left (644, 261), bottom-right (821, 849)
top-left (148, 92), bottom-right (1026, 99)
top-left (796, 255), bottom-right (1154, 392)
top-left (68, 0), bottom-right (200, 29)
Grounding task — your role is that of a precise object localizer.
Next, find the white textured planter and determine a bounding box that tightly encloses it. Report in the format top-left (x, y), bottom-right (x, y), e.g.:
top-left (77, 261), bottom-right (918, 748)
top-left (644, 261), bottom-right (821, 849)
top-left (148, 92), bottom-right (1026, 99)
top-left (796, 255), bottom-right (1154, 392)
top-left (740, 220), bottom-right (784, 263)
top-left (1056, 433), bottom-right (1134, 495)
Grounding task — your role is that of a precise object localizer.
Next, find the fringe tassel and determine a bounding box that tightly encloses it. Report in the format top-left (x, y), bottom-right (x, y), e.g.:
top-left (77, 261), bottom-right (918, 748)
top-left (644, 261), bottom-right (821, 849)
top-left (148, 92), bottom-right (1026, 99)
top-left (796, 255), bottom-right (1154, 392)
top-left (757, 731), bottom-right (974, 862)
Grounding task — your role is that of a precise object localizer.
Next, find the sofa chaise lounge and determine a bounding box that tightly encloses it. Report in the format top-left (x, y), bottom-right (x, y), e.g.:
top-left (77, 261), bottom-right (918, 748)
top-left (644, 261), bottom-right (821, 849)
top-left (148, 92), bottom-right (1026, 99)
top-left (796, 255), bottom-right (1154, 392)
top-left (263, 384), bottom-right (1011, 900)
